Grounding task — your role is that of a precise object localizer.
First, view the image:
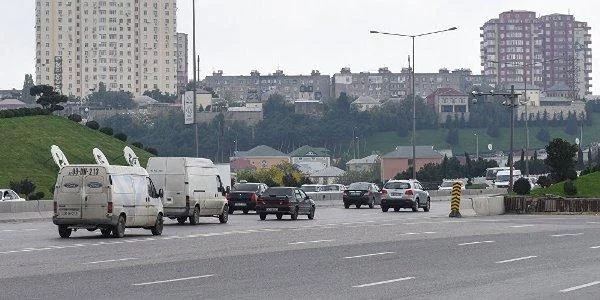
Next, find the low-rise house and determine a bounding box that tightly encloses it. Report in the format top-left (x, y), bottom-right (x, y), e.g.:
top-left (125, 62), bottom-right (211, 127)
top-left (289, 145), bottom-right (331, 170)
top-left (0, 99), bottom-right (27, 110)
top-left (346, 154), bottom-right (380, 172)
top-left (380, 146), bottom-right (444, 181)
top-left (352, 96), bottom-right (381, 111)
top-left (308, 166), bottom-right (346, 185)
top-left (232, 145), bottom-right (290, 169)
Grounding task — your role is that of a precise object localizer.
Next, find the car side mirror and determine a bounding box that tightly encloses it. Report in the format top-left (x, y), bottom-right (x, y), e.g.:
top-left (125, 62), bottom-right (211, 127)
top-left (158, 189), bottom-right (164, 198)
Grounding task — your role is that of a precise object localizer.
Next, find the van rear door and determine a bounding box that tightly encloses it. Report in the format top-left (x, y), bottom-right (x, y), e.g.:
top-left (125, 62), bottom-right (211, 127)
top-left (56, 170), bottom-right (84, 219)
top-left (82, 168), bottom-right (109, 220)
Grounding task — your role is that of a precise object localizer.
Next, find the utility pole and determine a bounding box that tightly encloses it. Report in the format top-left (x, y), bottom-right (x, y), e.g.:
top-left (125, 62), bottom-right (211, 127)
top-left (192, 0), bottom-right (198, 157)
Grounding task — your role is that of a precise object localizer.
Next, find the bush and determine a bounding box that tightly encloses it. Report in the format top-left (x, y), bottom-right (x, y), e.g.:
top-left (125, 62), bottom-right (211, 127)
top-left (145, 147), bottom-right (158, 155)
top-left (99, 127), bottom-right (114, 136)
top-left (28, 192), bottom-right (45, 200)
top-left (9, 178), bottom-right (36, 198)
top-left (131, 142), bottom-right (144, 148)
top-left (114, 132), bottom-right (127, 142)
top-left (68, 114), bottom-right (82, 122)
top-left (0, 107), bottom-right (49, 119)
top-left (513, 177), bottom-right (531, 195)
top-left (85, 120), bottom-right (100, 130)
top-left (566, 168), bottom-right (578, 180)
top-left (537, 176), bottom-right (552, 188)
top-left (563, 180), bottom-right (577, 196)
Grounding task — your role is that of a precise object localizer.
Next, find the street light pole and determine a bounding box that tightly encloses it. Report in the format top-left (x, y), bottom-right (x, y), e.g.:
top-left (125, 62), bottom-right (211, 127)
top-left (192, 0), bottom-right (198, 158)
top-left (370, 26), bottom-right (457, 180)
top-left (474, 133), bottom-right (479, 160)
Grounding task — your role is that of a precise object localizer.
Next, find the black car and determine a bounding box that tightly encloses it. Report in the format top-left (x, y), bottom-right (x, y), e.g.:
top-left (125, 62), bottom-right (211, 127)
top-left (226, 182), bottom-right (268, 214)
top-left (255, 187), bottom-right (316, 220)
top-left (343, 182), bottom-right (382, 209)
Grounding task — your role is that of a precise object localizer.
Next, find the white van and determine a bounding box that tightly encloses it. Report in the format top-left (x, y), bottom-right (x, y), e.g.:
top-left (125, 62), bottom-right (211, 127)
top-left (146, 157), bottom-right (229, 225)
top-left (52, 164), bottom-right (164, 238)
top-left (494, 169), bottom-right (522, 188)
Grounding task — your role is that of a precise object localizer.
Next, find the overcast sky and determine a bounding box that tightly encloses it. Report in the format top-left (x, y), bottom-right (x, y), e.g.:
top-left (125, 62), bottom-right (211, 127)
top-left (1, 0), bottom-right (597, 94)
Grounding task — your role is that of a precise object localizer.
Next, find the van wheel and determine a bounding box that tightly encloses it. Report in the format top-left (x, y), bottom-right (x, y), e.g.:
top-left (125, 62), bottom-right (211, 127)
top-left (189, 206), bottom-right (200, 225)
top-left (219, 206), bottom-right (229, 224)
top-left (112, 215), bottom-right (126, 238)
top-left (151, 215), bottom-right (163, 236)
top-left (259, 213), bottom-right (267, 220)
top-left (58, 225), bottom-right (72, 238)
top-left (100, 228), bottom-right (112, 238)
top-left (177, 217), bottom-right (187, 225)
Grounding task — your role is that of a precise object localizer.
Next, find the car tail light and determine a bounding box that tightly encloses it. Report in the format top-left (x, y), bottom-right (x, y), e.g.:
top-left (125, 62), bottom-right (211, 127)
top-left (186, 196), bottom-right (190, 208)
top-left (107, 201), bottom-right (113, 214)
top-left (405, 190), bottom-right (414, 196)
top-left (53, 201), bottom-right (57, 214)
top-left (250, 193), bottom-right (258, 203)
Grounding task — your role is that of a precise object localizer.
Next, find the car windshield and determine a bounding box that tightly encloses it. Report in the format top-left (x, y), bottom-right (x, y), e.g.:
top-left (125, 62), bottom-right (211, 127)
top-left (264, 187), bottom-right (293, 196)
top-left (301, 185), bottom-right (320, 192)
top-left (232, 183), bottom-right (259, 191)
top-left (384, 182), bottom-right (411, 189)
top-left (348, 182), bottom-right (371, 190)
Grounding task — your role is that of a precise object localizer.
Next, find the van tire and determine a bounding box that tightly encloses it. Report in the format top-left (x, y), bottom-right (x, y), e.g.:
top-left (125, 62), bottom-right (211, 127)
top-left (189, 206), bottom-right (200, 225)
top-left (177, 217), bottom-right (187, 225)
top-left (100, 228), bottom-right (111, 238)
top-left (112, 215), bottom-right (126, 238)
top-left (58, 225), bottom-right (72, 238)
top-left (219, 206), bottom-right (229, 224)
top-left (151, 214), bottom-right (163, 236)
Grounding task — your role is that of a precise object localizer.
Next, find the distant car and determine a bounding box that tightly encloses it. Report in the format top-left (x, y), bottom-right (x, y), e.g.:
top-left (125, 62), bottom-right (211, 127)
top-left (0, 189), bottom-right (25, 202)
top-left (226, 182), bottom-right (268, 214)
top-left (438, 180), bottom-right (465, 191)
top-left (380, 180), bottom-right (430, 212)
top-left (323, 184), bottom-right (346, 192)
top-left (300, 184), bottom-right (325, 193)
top-left (343, 182), bottom-right (381, 209)
top-left (256, 187), bottom-right (315, 220)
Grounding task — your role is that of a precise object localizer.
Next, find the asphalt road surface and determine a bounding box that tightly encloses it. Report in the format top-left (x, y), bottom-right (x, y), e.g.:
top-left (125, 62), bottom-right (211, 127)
top-left (1, 202), bottom-right (599, 299)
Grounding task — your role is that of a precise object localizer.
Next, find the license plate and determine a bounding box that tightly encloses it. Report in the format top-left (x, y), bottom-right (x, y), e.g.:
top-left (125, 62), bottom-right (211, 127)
top-left (58, 209), bottom-right (81, 217)
top-left (351, 192), bottom-right (361, 195)
top-left (266, 208), bottom-right (278, 212)
top-left (234, 203), bottom-right (246, 207)
top-left (391, 193), bottom-right (401, 196)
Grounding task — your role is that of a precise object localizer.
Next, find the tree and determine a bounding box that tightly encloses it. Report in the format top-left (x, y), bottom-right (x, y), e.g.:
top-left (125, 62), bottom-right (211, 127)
top-left (29, 84), bottom-right (67, 112)
top-left (545, 138), bottom-right (578, 182)
top-left (85, 120), bottom-right (100, 130)
top-left (20, 74), bottom-right (36, 104)
top-left (68, 114), bottom-right (82, 122)
top-left (87, 84), bottom-right (136, 109)
top-left (143, 88), bottom-right (177, 103)
top-left (577, 147), bottom-right (584, 170)
top-left (99, 127), bottom-right (114, 136)
top-left (114, 132), bottom-right (128, 142)
top-left (9, 178), bottom-right (36, 200)
top-left (445, 128), bottom-right (459, 145)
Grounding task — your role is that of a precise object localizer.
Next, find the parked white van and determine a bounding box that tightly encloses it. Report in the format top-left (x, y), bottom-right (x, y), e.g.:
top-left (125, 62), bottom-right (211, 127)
top-left (51, 146), bottom-right (164, 238)
top-left (146, 157), bottom-right (229, 225)
top-left (494, 169), bottom-right (522, 188)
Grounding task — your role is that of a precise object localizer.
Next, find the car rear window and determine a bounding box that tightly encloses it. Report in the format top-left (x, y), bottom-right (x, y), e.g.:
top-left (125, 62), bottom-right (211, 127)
top-left (384, 182), bottom-right (411, 189)
top-left (232, 183), bottom-right (259, 191)
top-left (264, 187), bottom-right (293, 196)
top-left (348, 182), bottom-right (370, 190)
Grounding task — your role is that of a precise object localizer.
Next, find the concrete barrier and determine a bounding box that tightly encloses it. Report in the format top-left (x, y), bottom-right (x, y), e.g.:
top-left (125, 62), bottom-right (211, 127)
top-left (458, 197), bottom-right (477, 217)
top-left (0, 200), bottom-right (54, 222)
top-left (472, 196), bottom-right (505, 216)
top-left (428, 188), bottom-right (505, 198)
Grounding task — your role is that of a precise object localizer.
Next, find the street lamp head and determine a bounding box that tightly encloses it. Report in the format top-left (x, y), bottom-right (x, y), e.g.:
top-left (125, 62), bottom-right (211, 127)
top-left (369, 30), bottom-right (379, 34)
top-left (448, 27), bottom-right (458, 31)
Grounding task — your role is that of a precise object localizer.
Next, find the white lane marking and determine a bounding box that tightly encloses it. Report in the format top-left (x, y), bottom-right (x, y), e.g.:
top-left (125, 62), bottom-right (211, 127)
top-left (508, 225), bottom-right (535, 228)
top-left (495, 256), bottom-right (538, 264)
top-left (550, 233), bottom-right (584, 237)
top-left (458, 241), bottom-right (495, 246)
top-left (344, 252), bottom-right (395, 259)
top-left (586, 222), bottom-right (600, 224)
top-left (84, 258), bottom-right (138, 265)
top-left (133, 274), bottom-right (214, 286)
top-left (590, 245), bottom-right (600, 249)
top-left (423, 231), bottom-right (437, 234)
top-left (352, 277), bottom-right (415, 288)
top-left (560, 281), bottom-right (600, 293)
top-left (288, 239), bottom-right (334, 245)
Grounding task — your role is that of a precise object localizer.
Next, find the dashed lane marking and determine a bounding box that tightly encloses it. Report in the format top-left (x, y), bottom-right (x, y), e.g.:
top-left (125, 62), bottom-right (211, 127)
top-left (550, 233), bottom-right (584, 237)
top-left (133, 274), bottom-right (214, 286)
top-left (495, 255), bottom-right (538, 264)
top-left (508, 225), bottom-right (535, 228)
top-left (560, 281), bottom-right (600, 293)
top-left (458, 240), bottom-right (495, 246)
top-left (84, 258), bottom-right (138, 264)
top-left (344, 252), bottom-right (395, 259)
top-left (288, 239), bottom-right (334, 245)
top-left (352, 277), bottom-right (415, 288)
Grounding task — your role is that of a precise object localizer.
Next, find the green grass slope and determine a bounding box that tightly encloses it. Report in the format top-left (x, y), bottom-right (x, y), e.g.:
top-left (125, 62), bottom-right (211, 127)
top-left (531, 171), bottom-right (600, 198)
top-left (0, 115), bottom-right (152, 197)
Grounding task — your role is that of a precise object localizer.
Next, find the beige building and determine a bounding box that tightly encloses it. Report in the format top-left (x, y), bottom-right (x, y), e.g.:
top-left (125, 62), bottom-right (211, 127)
top-left (35, 0), bottom-right (178, 98)
top-left (232, 145), bottom-right (290, 169)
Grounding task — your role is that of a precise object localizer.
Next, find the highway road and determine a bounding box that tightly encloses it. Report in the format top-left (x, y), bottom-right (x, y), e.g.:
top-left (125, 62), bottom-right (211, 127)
top-left (1, 202), bottom-right (599, 299)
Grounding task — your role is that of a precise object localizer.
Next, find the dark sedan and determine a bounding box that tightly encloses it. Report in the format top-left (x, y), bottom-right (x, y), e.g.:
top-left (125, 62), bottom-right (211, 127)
top-left (256, 187), bottom-right (315, 220)
top-left (226, 182), bottom-right (268, 214)
top-left (343, 182), bottom-right (382, 209)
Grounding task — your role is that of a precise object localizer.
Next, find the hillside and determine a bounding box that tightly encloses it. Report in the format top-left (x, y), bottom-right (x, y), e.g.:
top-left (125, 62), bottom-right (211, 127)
top-left (0, 115), bottom-right (153, 197)
top-left (531, 171), bottom-right (600, 198)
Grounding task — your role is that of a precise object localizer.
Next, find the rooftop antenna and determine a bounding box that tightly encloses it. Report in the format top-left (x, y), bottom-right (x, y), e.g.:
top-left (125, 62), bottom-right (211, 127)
top-left (123, 146), bottom-right (140, 167)
top-left (92, 148), bottom-right (110, 166)
top-left (50, 145), bottom-right (70, 169)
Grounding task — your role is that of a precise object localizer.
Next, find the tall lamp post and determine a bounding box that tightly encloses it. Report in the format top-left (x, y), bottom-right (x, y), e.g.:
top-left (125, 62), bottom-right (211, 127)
top-left (370, 27), bottom-right (457, 179)
top-left (474, 133), bottom-right (479, 160)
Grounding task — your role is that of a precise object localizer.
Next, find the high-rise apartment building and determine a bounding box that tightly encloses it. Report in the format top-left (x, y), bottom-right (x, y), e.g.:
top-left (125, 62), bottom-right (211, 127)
top-left (176, 32), bottom-right (188, 95)
top-left (35, 0), bottom-right (178, 98)
top-left (480, 10), bottom-right (592, 99)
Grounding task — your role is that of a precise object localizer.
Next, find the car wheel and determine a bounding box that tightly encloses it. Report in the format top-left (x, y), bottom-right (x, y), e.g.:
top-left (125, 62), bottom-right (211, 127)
top-left (423, 198), bottom-right (431, 212)
top-left (368, 198), bottom-right (374, 209)
top-left (276, 213), bottom-right (283, 220)
top-left (355, 204), bottom-right (361, 209)
top-left (291, 207), bottom-right (299, 220)
top-left (58, 225), bottom-right (72, 238)
top-left (394, 207), bottom-right (400, 212)
top-left (259, 213), bottom-right (267, 220)
top-left (189, 206), bottom-right (200, 225)
top-left (100, 228), bottom-right (112, 238)
top-left (151, 214), bottom-right (163, 236)
top-left (176, 217), bottom-right (187, 225)
top-left (219, 206), bottom-right (229, 224)
top-left (242, 209), bottom-right (249, 214)
top-left (412, 199), bottom-right (419, 212)
top-left (382, 206), bottom-right (389, 212)
top-left (344, 203), bottom-right (350, 209)
top-left (112, 215), bottom-right (126, 238)
top-left (308, 206), bottom-right (315, 219)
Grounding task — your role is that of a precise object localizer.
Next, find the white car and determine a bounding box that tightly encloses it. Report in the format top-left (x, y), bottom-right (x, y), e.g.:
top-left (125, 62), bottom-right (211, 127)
top-left (438, 180), bottom-right (465, 191)
top-left (0, 189), bottom-right (26, 202)
top-left (380, 180), bottom-right (430, 212)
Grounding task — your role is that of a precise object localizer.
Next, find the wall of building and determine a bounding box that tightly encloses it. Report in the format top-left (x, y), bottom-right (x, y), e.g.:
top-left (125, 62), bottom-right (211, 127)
top-left (245, 157), bottom-right (290, 169)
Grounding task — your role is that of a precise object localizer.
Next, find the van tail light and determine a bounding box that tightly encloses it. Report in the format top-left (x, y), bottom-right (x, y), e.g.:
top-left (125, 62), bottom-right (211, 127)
top-left (250, 193), bottom-right (258, 203)
top-left (53, 201), bottom-right (57, 214)
top-left (107, 201), bottom-right (114, 214)
top-left (405, 190), bottom-right (414, 196)
top-left (186, 196), bottom-right (190, 208)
